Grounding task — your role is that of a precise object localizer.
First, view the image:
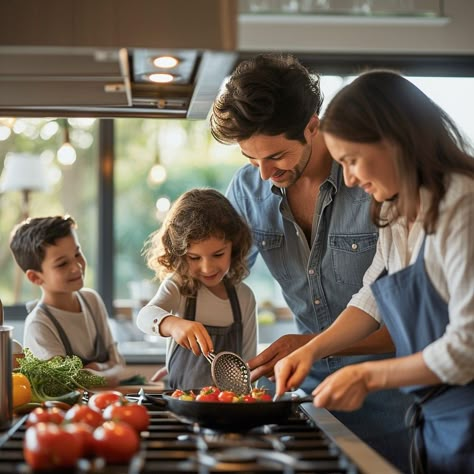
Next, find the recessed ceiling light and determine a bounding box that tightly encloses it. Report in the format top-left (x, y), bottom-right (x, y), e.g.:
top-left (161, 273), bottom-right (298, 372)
top-left (147, 73), bottom-right (176, 83)
top-left (152, 56), bottom-right (179, 68)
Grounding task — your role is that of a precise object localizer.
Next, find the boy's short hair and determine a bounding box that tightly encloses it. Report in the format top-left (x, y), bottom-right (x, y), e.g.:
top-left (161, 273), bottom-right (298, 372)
top-left (9, 216), bottom-right (76, 272)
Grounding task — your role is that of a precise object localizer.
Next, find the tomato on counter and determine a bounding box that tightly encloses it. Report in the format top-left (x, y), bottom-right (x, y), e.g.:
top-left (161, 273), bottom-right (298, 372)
top-left (92, 421), bottom-right (140, 463)
top-left (23, 422), bottom-right (82, 470)
top-left (63, 422), bottom-right (95, 458)
top-left (26, 406), bottom-right (66, 427)
top-left (102, 403), bottom-right (150, 432)
top-left (88, 390), bottom-right (126, 412)
top-left (64, 404), bottom-right (104, 428)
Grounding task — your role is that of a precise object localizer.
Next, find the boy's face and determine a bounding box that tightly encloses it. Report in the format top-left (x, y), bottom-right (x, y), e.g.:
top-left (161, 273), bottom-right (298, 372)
top-left (27, 231), bottom-right (86, 295)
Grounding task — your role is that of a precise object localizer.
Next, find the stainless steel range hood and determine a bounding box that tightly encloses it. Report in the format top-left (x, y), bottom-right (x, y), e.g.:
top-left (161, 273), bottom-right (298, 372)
top-left (0, 0), bottom-right (238, 119)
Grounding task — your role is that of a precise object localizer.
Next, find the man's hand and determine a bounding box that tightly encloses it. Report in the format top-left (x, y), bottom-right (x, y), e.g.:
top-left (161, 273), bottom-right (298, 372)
top-left (247, 334), bottom-right (314, 382)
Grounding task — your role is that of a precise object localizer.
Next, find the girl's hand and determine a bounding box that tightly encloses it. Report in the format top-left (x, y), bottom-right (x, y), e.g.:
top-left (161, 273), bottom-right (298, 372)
top-left (274, 346), bottom-right (314, 397)
top-left (312, 364), bottom-right (371, 411)
top-left (164, 317), bottom-right (213, 356)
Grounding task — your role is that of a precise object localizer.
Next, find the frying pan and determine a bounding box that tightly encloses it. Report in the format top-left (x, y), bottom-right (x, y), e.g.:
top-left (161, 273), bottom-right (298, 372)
top-left (143, 388), bottom-right (313, 431)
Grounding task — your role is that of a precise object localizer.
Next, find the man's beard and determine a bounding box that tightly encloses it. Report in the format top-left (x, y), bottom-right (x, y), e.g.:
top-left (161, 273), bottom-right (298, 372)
top-left (272, 142), bottom-right (312, 189)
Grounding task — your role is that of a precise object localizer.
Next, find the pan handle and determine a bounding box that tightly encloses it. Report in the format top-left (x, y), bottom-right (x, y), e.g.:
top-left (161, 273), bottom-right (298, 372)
top-left (290, 395), bottom-right (314, 404)
top-left (142, 392), bottom-right (168, 408)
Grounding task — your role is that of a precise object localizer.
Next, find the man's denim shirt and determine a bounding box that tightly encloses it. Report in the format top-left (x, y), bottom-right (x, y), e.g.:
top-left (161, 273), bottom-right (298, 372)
top-left (227, 162), bottom-right (381, 391)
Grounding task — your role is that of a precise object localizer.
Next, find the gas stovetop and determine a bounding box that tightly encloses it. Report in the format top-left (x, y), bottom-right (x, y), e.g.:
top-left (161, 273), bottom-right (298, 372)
top-left (0, 393), bottom-right (399, 474)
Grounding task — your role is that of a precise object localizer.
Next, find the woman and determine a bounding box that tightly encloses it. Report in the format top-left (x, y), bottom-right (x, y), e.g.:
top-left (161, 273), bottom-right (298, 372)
top-left (274, 70), bottom-right (474, 473)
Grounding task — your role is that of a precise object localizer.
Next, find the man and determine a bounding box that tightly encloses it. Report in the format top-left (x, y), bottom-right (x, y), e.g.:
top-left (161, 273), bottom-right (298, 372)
top-left (210, 53), bottom-right (412, 472)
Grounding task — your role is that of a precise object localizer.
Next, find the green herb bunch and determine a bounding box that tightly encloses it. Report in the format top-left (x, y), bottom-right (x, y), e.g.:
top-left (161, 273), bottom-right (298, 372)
top-left (16, 348), bottom-right (107, 401)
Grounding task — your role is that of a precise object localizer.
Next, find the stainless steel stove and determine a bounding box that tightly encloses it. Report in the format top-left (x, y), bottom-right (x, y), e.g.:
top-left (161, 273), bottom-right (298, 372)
top-left (0, 393), bottom-right (400, 473)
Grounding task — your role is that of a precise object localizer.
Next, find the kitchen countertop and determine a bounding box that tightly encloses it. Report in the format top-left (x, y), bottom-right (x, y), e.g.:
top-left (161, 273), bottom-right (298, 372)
top-left (302, 403), bottom-right (401, 474)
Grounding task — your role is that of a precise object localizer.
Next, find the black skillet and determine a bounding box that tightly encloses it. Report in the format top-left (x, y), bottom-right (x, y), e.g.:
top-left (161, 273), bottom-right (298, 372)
top-left (143, 389), bottom-right (313, 431)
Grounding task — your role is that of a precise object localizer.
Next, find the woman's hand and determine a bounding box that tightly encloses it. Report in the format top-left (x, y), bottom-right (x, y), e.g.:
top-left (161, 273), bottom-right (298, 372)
top-left (312, 364), bottom-right (371, 411)
top-left (274, 345), bottom-right (315, 396)
top-left (161, 316), bottom-right (213, 356)
top-left (248, 334), bottom-right (315, 382)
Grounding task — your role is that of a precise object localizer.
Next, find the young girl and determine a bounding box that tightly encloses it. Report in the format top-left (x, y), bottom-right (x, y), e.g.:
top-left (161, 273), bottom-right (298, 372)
top-left (136, 188), bottom-right (257, 389)
top-left (274, 70), bottom-right (474, 473)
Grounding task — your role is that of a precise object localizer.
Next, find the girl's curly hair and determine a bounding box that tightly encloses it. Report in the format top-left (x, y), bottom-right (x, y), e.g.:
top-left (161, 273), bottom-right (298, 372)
top-left (143, 188), bottom-right (252, 296)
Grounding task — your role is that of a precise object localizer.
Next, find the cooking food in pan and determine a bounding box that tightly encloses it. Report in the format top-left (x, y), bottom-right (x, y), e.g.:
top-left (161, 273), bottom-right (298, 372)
top-left (170, 385), bottom-right (272, 402)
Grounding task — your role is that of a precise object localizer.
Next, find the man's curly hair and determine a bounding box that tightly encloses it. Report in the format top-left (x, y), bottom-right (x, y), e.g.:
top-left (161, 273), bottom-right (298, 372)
top-left (210, 53), bottom-right (323, 144)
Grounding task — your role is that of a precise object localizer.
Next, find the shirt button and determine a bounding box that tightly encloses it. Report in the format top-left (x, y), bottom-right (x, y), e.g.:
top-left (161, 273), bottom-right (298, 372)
top-left (351, 243), bottom-right (358, 250)
top-left (308, 269), bottom-right (315, 275)
top-left (261, 240), bottom-right (266, 247)
top-left (314, 299), bottom-right (321, 305)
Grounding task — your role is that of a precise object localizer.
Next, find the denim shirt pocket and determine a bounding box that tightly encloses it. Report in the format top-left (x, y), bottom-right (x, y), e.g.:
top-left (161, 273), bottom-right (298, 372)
top-left (329, 233), bottom-right (378, 287)
top-left (252, 230), bottom-right (291, 281)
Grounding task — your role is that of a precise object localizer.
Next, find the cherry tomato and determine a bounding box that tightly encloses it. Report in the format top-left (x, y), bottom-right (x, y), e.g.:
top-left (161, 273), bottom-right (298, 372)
top-left (23, 422), bottom-right (82, 470)
top-left (64, 404), bottom-right (104, 428)
top-left (93, 421), bottom-right (140, 464)
top-left (241, 394), bottom-right (257, 403)
top-left (251, 387), bottom-right (272, 400)
top-left (88, 390), bottom-right (126, 412)
top-left (217, 391), bottom-right (237, 403)
top-left (103, 403), bottom-right (150, 432)
top-left (199, 386), bottom-right (220, 396)
top-left (63, 422), bottom-right (95, 458)
top-left (26, 406), bottom-right (65, 427)
top-left (196, 392), bottom-right (218, 402)
top-left (171, 389), bottom-right (184, 398)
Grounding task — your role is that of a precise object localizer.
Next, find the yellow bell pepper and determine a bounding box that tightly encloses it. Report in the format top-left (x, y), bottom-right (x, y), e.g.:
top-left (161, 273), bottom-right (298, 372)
top-left (12, 372), bottom-right (32, 408)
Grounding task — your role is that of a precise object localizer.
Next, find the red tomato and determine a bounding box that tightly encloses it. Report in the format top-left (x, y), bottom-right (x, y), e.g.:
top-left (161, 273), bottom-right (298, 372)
top-left (64, 404), bottom-right (104, 428)
top-left (23, 422), bottom-right (82, 470)
top-left (196, 392), bottom-right (218, 402)
top-left (241, 394), bottom-right (257, 403)
top-left (171, 389), bottom-right (184, 398)
top-left (251, 387), bottom-right (272, 400)
top-left (199, 386), bottom-right (220, 395)
top-left (102, 403), bottom-right (150, 432)
top-left (26, 406), bottom-right (65, 427)
top-left (63, 422), bottom-right (95, 458)
top-left (93, 421), bottom-right (140, 463)
top-left (217, 391), bottom-right (237, 403)
top-left (88, 390), bottom-right (125, 412)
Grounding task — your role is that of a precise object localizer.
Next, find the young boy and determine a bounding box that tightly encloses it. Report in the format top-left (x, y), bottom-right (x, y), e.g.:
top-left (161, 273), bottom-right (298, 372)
top-left (9, 215), bottom-right (125, 386)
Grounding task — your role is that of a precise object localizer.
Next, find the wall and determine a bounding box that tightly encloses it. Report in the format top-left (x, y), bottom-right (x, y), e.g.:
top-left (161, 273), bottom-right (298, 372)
top-left (238, 0), bottom-right (474, 54)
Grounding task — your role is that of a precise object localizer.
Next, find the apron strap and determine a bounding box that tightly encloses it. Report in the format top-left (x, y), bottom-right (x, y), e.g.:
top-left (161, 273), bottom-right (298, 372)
top-left (38, 302), bottom-right (75, 357)
top-left (223, 278), bottom-right (243, 355)
top-left (405, 385), bottom-right (451, 474)
top-left (37, 291), bottom-right (109, 365)
top-left (76, 291), bottom-right (109, 363)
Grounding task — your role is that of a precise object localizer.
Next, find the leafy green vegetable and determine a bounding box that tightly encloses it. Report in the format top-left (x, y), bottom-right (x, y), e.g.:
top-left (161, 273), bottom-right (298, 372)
top-left (15, 348), bottom-right (106, 402)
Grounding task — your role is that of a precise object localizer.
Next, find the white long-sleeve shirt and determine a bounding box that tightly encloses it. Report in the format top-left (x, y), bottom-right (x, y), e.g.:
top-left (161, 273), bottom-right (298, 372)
top-left (349, 173), bottom-right (474, 385)
top-left (136, 278), bottom-right (258, 370)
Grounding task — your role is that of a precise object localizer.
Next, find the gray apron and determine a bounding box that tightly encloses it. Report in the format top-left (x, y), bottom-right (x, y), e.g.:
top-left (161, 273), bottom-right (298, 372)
top-left (168, 279), bottom-right (243, 390)
top-left (38, 291), bottom-right (109, 366)
top-left (371, 237), bottom-right (474, 474)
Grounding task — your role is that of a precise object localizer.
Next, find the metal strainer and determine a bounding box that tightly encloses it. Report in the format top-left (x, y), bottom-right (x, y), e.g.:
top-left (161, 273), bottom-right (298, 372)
top-left (204, 351), bottom-right (252, 394)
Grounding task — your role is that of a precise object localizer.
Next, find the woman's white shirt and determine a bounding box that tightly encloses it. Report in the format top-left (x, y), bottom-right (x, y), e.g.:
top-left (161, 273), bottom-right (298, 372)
top-left (349, 173), bottom-right (474, 385)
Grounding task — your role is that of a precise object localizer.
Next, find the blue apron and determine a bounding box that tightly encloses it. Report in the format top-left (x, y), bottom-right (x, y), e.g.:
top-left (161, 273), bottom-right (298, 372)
top-left (168, 279), bottom-right (243, 390)
top-left (37, 291), bottom-right (109, 366)
top-left (371, 238), bottom-right (474, 474)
